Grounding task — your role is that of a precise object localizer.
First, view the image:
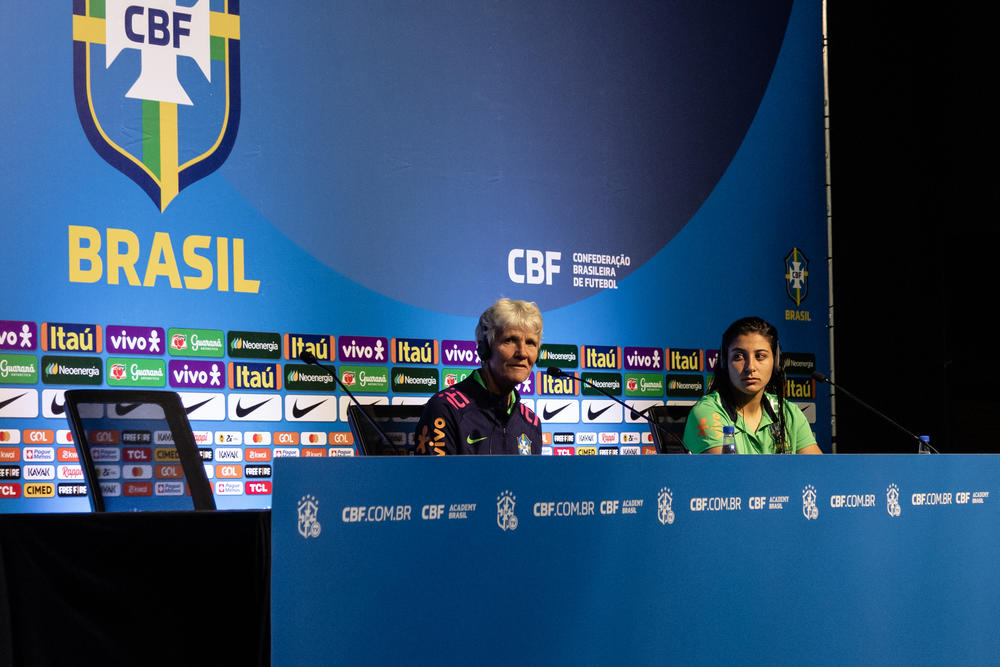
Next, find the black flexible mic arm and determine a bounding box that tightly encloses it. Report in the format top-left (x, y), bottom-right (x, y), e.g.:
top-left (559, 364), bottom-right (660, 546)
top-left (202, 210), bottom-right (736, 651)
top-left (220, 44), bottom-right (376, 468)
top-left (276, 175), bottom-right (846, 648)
top-left (546, 367), bottom-right (686, 452)
top-left (299, 350), bottom-right (394, 451)
top-left (812, 371), bottom-right (937, 453)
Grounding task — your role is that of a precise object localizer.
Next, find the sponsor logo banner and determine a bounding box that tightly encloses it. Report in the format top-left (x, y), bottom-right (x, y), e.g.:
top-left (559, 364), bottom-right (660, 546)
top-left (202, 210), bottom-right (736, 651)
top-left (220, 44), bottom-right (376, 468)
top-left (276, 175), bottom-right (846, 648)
top-left (57, 483), bottom-right (88, 497)
top-left (666, 374), bottom-right (703, 398)
top-left (284, 395), bottom-right (338, 422)
top-left (228, 362), bottom-right (282, 391)
top-left (228, 331), bottom-right (282, 359)
top-left (440, 340), bottom-right (480, 366)
top-left (0, 353), bottom-right (39, 383)
top-left (537, 399), bottom-right (580, 423)
top-left (516, 373), bottom-right (534, 395)
top-left (581, 345), bottom-right (620, 370)
top-left (581, 372), bottom-right (622, 396)
top-left (624, 400), bottom-right (664, 424)
top-left (167, 328), bottom-right (225, 357)
top-left (41, 322), bottom-right (102, 353)
top-left (391, 338), bottom-right (438, 365)
top-left (782, 352), bottom-right (816, 376)
top-left (441, 368), bottom-right (473, 389)
top-left (339, 336), bottom-right (388, 363)
top-left (178, 392), bottom-right (226, 421)
top-left (227, 394), bottom-right (282, 421)
top-left (666, 348), bottom-right (703, 372)
top-left (169, 360), bottom-right (225, 389)
top-left (0, 465), bottom-right (22, 479)
top-left (392, 367), bottom-right (439, 393)
top-left (623, 346), bottom-right (663, 371)
top-left (285, 363), bottom-right (337, 391)
top-left (106, 325), bottom-right (165, 355)
top-left (338, 396), bottom-right (387, 422)
top-left (24, 482), bottom-right (55, 498)
top-left (339, 366), bottom-right (389, 393)
top-left (106, 358), bottom-right (166, 387)
top-left (284, 334), bottom-right (335, 362)
top-left (785, 377), bottom-right (816, 400)
top-left (624, 373), bottom-right (665, 397)
top-left (42, 356), bottom-right (102, 385)
top-left (706, 350), bottom-right (720, 372)
top-left (538, 343), bottom-right (579, 368)
top-left (0, 321), bottom-right (37, 351)
top-left (536, 371), bottom-right (578, 396)
top-left (582, 400), bottom-right (623, 424)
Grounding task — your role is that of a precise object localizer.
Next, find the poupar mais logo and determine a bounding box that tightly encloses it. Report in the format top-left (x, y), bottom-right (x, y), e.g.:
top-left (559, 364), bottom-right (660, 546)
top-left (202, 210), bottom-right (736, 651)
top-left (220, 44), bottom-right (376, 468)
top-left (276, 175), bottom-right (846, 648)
top-left (72, 0), bottom-right (241, 211)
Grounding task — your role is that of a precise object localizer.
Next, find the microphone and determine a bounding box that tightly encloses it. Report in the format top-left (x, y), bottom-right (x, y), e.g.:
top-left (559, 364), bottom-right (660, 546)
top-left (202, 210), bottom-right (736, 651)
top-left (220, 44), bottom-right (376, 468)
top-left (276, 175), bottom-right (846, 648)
top-left (812, 371), bottom-right (937, 453)
top-left (545, 367), bottom-right (688, 453)
top-left (299, 350), bottom-right (396, 453)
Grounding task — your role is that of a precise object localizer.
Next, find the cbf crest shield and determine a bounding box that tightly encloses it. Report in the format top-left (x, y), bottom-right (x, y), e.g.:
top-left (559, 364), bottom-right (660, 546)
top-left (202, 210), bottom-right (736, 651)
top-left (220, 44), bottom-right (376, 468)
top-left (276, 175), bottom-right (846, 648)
top-left (72, 0), bottom-right (241, 211)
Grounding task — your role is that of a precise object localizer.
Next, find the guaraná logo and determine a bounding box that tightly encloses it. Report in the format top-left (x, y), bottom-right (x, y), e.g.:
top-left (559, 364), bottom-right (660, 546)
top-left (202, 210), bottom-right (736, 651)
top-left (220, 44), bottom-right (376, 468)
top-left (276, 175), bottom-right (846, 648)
top-left (72, 0), bottom-right (241, 211)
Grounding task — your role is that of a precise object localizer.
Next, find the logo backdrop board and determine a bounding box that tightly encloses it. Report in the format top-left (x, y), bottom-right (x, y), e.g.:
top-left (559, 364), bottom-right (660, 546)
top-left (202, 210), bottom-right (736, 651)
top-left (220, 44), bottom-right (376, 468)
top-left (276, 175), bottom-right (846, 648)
top-left (1, 1), bottom-right (828, 511)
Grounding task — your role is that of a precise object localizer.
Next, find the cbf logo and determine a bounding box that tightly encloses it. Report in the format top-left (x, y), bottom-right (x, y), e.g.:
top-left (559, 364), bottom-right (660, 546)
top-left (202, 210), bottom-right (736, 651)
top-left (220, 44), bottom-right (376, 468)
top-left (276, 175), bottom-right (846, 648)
top-left (886, 483), bottom-right (901, 517)
top-left (496, 490), bottom-right (518, 531)
top-left (72, 1), bottom-right (241, 211)
top-left (297, 494), bottom-right (321, 539)
top-left (657, 487), bottom-right (675, 525)
top-left (785, 248), bottom-right (809, 306)
top-left (802, 484), bottom-right (819, 520)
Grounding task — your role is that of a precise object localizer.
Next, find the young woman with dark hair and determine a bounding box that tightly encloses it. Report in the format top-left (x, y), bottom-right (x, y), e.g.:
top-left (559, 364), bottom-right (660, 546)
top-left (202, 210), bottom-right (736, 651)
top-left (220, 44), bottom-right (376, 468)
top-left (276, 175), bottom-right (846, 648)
top-left (682, 316), bottom-right (822, 454)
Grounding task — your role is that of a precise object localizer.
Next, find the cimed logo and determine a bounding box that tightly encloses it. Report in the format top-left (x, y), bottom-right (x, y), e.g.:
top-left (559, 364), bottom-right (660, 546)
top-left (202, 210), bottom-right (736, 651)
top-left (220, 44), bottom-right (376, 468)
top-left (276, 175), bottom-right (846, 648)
top-left (657, 487), bottom-right (675, 525)
top-left (297, 494), bottom-right (321, 539)
top-left (72, 0), bottom-right (242, 211)
top-left (496, 490), bottom-right (518, 531)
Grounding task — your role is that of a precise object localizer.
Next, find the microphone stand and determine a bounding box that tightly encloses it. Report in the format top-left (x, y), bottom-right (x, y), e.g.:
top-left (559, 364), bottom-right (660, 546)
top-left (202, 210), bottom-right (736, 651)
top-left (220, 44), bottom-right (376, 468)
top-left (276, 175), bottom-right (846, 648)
top-left (299, 350), bottom-right (397, 453)
top-left (812, 371), bottom-right (937, 453)
top-left (545, 367), bottom-right (688, 453)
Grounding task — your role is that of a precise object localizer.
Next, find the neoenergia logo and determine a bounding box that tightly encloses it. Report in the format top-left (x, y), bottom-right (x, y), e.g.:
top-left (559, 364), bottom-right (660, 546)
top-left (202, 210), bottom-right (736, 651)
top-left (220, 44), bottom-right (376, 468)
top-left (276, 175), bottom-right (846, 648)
top-left (72, 0), bottom-right (241, 211)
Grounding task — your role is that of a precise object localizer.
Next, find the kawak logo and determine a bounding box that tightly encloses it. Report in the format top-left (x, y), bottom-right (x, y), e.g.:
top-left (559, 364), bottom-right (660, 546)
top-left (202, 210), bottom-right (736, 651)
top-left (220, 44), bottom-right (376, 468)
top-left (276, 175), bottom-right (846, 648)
top-left (72, 0), bottom-right (241, 211)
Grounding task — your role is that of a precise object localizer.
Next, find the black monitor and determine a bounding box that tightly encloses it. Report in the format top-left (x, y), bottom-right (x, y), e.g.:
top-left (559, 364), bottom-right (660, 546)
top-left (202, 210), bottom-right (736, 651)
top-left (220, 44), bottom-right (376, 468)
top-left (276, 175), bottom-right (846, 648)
top-left (63, 389), bottom-right (215, 511)
top-left (645, 404), bottom-right (693, 454)
top-left (346, 403), bottom-right (423, 455)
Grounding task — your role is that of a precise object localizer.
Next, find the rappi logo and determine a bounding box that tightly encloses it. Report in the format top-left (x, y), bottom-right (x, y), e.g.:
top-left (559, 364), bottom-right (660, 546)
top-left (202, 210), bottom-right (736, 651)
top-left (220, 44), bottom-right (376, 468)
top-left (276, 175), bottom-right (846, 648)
top-left (72, 1), bottom-right (242, 211)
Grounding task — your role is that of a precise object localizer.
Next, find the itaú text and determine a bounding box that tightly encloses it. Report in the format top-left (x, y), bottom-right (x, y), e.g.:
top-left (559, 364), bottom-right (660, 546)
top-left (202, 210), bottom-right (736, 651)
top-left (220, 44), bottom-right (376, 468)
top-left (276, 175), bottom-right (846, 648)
top-left (68, 225), bottom-right (260, 293)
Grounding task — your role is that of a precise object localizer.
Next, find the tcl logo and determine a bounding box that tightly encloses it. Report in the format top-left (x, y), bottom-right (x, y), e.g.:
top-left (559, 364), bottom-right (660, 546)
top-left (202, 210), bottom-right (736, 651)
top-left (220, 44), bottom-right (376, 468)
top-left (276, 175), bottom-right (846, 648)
top-left (0, 483), bottom-right (21, 497)
top-left (245, 481), bottom-right (272, 495)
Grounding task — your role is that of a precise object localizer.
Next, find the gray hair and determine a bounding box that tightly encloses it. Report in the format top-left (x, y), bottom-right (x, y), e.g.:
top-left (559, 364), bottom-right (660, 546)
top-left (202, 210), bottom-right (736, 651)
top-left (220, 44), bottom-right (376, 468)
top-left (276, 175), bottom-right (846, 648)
top-left (475, 298), bottom-right (543, 348)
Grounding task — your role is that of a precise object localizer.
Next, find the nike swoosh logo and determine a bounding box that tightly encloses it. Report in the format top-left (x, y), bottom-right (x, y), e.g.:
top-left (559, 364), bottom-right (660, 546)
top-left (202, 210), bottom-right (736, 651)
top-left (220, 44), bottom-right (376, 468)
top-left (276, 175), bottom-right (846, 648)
top-left (542, 403), bottom-right (570, 420)
top-left (115, 402), bottom-right (142, 416)
top-left (292, 399), bottom-right (327, 419)
top-left (50, 395), bottom-right (66, 415)
top-left (587, 404), bottom-right (614, 420)
top-left (0, 393), bottom-right (27, 411)
top-left (185, 397), bottom-right (215, 415)
top-left (466, 435), bottom-right (487, 445)
top-left (235, 397), bottom-right (273, 418)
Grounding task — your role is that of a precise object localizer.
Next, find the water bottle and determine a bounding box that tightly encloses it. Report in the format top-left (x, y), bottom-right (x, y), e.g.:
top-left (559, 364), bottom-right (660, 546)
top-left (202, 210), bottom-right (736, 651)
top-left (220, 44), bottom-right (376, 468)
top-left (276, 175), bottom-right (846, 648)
top-left (918, 435), bottom-right (931, 454)
top-left (722, 425), bottom-right (737, 454)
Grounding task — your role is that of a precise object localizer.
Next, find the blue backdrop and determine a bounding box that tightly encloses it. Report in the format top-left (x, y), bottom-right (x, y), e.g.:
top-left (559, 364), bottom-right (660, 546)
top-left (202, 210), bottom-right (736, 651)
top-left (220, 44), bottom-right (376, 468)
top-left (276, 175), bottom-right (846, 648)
top-left (1, 0), bottom-right (828, 511)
